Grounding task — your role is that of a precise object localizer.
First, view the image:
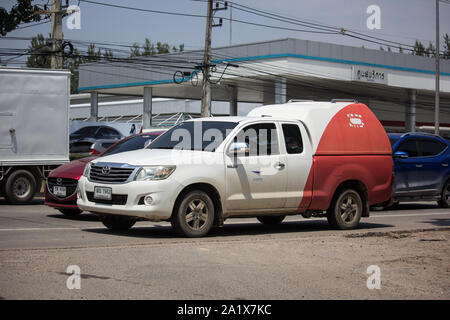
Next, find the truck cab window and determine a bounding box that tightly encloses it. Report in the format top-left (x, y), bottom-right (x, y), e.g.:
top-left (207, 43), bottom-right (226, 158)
top-left (282, 124), bottom-right (303, 154)
top-left (234, 123), bottom-right (279, 156)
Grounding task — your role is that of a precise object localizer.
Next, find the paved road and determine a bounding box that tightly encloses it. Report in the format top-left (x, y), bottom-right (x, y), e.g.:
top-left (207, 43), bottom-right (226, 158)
top-left (0, 198), bottom-right (449, 299)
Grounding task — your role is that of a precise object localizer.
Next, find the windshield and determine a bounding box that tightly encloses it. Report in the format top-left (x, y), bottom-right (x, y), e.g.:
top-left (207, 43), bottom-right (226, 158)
top-left (149, 121), bottom-right (238, 152)
top-left (102, 134), bottom-right (158, 156)
top-left (71, 126), bottom-right (98, 137)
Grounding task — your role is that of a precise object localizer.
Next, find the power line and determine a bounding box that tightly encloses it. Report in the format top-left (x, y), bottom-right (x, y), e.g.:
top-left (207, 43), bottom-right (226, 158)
top-left (77, 0), bottom-right (341, 35)
top-left (14, 19), bottom-right (51, 30)
top-left (217, 0), bottom-right (446, 54)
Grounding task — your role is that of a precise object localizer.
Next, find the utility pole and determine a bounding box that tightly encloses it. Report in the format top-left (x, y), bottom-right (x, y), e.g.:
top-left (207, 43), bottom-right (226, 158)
top-left (50, 0), bottom-right (63, 69)
top-left (435, 0), bottom-right (440, 135)
top-left (229, 3), bottom-right (232, 46)
top-left (200, 0), bottom-right (213, 118)
top-left (200, 1), bottom-right (228, 117)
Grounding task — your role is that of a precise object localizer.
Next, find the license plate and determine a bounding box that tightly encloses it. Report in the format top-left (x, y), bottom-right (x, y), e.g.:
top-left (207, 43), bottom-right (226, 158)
top-left (94, 186), bottom-right (112, 200)
top-left (53, 186), bottom-right (66, 197)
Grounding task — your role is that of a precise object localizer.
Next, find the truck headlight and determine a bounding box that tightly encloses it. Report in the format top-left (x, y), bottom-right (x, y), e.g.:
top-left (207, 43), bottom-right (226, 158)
top-left (83, 163), bottom-right (91, 178)
top-left (134, 166), bottom-right (175, 181)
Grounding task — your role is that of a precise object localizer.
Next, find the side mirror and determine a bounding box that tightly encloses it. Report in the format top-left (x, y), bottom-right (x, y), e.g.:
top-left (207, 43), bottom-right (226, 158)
top-left (228, 142), bottom-right (249, 156)
top-left (393, 151), bottom-right (408, 159)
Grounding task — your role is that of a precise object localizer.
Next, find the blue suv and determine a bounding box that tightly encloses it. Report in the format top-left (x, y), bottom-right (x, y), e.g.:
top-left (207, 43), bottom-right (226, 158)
top-left (388, 132), bottom-right (450, 207)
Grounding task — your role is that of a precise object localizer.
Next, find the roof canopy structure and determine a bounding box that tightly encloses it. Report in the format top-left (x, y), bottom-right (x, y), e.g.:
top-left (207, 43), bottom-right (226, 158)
top-left (78, 38), bottom-right (450, 132)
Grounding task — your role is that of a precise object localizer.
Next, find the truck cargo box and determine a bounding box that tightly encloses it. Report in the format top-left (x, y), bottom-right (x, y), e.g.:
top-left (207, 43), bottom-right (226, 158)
top-left (0, 68), bottom-right (71, 165)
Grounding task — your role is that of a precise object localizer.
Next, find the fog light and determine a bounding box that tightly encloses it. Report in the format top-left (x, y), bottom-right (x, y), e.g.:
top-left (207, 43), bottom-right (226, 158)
top-left (144, 195), bottom-right (153, 205)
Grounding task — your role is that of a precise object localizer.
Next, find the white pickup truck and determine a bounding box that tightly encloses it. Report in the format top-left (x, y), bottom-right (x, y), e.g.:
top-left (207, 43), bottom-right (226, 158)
top-left (77, 100), bottom-right (393, 237)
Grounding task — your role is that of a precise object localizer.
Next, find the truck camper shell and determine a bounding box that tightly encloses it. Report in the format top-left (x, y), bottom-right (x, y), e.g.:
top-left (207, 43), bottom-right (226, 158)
top-left (247, 101), bottom-right (391, 156)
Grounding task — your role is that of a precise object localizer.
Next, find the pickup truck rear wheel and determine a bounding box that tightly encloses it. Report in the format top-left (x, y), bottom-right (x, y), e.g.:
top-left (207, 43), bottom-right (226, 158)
top-left (4, 169), bottom-right (37, 204)
top-left (101, 215), bottom-right (136, 231)
top-left (439, 180), bottom-right (450, 208)
top-left (257, 215), bottom-right (285, 225)
top-left (171, 190), bottom-right (215, 237)
top-left (327, 189), bottom-right (362, 230)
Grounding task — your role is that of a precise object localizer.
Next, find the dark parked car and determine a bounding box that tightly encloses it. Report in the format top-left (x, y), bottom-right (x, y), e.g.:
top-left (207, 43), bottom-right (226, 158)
top-left (388, 132), bottom-right (450, 207)
top-left (69, 125), bottom-right (123, 154)
top-left (46, 131), bottom-right (165, 216)
top-left (89, 139), bottom-right (118, 155)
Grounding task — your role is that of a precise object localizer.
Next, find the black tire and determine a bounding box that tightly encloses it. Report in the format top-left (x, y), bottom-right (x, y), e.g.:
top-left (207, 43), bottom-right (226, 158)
top-left (438, 180), bottom-right (450, 208)
top-left (101, 215), bottom-right (136, 231)
top-left (171, 190), bottom-right (215, 237)
top-left (257, 215), bottom-right (285, 225)
top-left (4, 169), bottom-right (37, 204)
top-left (327, 189), bottom-right (363, 230)
top-left (58, 208), bottom-right (82, 216)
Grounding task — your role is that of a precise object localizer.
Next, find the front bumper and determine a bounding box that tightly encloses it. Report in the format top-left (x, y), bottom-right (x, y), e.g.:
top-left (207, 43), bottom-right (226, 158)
top-left (45, 186), bottom-right (79, 210)
top-left (76, 176), bottom-right (183, 221)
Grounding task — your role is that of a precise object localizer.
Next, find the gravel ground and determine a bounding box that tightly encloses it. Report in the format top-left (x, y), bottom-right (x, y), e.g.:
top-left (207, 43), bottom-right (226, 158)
top-left (0, 227), bottom-right (449, 300)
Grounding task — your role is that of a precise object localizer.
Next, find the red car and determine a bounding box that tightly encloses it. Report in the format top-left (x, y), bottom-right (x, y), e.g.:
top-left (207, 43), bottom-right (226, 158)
top-left (45, 131), bottom-right (165, 216)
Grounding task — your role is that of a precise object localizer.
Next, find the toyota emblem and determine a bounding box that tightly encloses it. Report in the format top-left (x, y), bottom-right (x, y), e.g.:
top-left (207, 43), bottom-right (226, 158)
top-left (102, 166), bottom-right (111, 175)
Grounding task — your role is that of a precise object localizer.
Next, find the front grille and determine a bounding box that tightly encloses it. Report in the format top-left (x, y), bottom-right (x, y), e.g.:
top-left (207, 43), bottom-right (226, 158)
top-left (86, 192), bottom-right (128, 205)
top-left (89, 165), bottom-right (134, 183)
top-left (47, 177), bottom-right (78, 199)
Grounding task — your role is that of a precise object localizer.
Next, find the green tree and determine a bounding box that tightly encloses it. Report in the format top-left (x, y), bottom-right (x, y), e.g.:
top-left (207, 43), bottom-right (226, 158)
top-left (25, 34), bottom-right (113, 93)
top-left (0, 0), bottom-right (43, 36)
top-left (425, 42), bottom-right (436, 58)
top-left (129, 43), bottom-right (141, 57)
top-left (443, 33), bottom-right (450, 59)
top-left (156, 42), bottom-right (170, 54)
top-left (142, 38), bottom-right (155, 56)
top-left (412, 40), bottom-right (426, 56)
top-left (128, 39), bottom-right (184, 57)
top-left (25, 33), bottom-right (52, 68)
top-left (103, 48), bottom-right (114, 61)
top-left (87, 43), bottom-right (102, 61)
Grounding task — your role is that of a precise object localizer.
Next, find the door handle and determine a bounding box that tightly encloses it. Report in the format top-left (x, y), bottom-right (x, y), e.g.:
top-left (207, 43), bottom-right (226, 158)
top-left (274, 162), bottom-right (285, 170)
top-left (443, 163), bottom-right (449, 167)
top-left (415, 164), bottom-right (423, 168)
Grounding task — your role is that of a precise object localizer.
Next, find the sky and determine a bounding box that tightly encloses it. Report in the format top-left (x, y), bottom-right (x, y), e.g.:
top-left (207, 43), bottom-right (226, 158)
top-left (1, 0), bottom-right (450, 64)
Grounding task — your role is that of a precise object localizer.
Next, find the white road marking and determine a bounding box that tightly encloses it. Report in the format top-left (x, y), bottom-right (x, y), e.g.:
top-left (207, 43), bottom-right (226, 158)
top-left (371, 212), bottom-right (450, 218)
top-left (0, 227), bottom-right (87, 232)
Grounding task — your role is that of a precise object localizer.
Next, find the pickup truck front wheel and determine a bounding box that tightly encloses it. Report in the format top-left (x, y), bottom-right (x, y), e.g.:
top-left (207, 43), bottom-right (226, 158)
top-left (327, 189), bottom-right (362, 230)
top-left (171, 190), bottom-right (215, 237)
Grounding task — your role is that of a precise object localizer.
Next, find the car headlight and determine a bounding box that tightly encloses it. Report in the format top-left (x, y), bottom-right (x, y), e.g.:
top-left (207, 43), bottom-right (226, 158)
top-left (83, 163), bottom-right (91, 178)
top-left (134, 166), bottom-right (175, 181)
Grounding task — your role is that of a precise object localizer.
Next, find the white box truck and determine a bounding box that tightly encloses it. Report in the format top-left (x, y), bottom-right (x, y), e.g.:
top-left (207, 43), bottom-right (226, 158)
top-left (0, 68), bottom-right (71, 204)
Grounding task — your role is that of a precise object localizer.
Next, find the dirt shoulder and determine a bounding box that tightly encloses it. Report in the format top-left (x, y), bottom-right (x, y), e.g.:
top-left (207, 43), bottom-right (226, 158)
top-left (0, 227), bottom-right (449, 299)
